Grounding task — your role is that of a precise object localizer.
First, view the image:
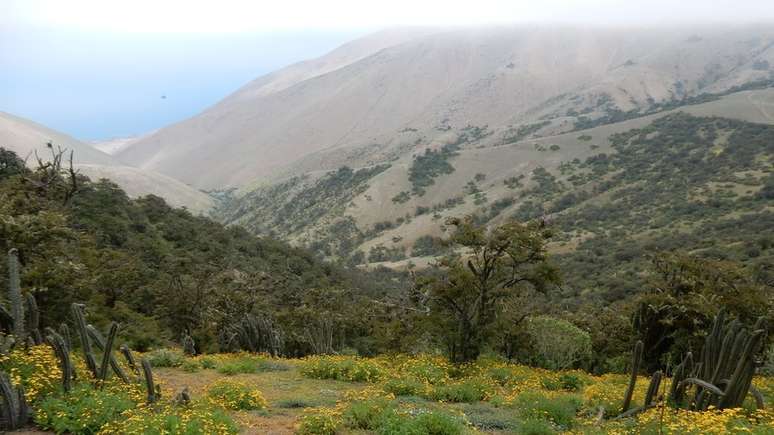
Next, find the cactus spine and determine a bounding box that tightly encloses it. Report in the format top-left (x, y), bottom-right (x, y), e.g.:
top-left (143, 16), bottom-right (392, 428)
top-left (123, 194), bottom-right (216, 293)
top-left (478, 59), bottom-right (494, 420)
top-left (7, 249), bottom-right (24, 341)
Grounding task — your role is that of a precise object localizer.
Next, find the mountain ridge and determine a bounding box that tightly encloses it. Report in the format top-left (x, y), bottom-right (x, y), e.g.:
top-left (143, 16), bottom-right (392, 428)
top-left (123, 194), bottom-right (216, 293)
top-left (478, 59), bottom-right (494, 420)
top-left (116, 25), bottom-right (774, 190)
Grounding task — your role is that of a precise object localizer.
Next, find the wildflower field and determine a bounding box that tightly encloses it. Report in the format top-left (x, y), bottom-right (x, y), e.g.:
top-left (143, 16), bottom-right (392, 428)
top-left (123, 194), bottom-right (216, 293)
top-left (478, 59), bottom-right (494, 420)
top-left (4, 347), bottom-right (774, 434)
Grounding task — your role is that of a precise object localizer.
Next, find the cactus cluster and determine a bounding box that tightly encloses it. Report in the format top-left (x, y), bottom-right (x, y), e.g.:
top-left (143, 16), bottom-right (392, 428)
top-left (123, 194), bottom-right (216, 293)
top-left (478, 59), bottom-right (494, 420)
top-left (1, 248), bottom-right (162, 406)
top-left (617, 310), bottom-right (767, 418)
top-left (221, 314), bottom-right (283, 356)
top-left (304, 317), bottom-right (335, 355)
top-left (0, 371), bottom-right (29, 431)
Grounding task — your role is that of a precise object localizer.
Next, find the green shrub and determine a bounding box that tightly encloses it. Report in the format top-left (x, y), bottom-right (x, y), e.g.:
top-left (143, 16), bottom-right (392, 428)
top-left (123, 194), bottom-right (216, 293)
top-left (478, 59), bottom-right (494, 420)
top-left (301, 356), bottom-right (384, 382)
top-left (145, 348), bottom-right (185, 368)
top-left (558, 373), bottom-right (586, 391)
top-left (215, 355), bottom-right (289, 375)
top-left (487, 367), bottom-right (513, 386)
top-left (428, 380), bottom-right (489, 403)
top-left (522, 316), bottom-right (592, 370)
top-left (276, 398), bottom-right (316, 408)
top-left (519, 419), bottom-right (557, 435)
top-left (100, 402), bottom-right (239, 434)
top-left (342, 397), bottom-right (393, 430)
top-left (383, 376), bottom-right (425, 396)
top-left (404, 359), bottom-right (449, 384)
top-left (206, 380), bottom-right (268, 410)
top-left (181, 360), bottom-right (201, 373)
top-left (514, 391), bottom-right (581, 429)
top-left (35, 385), bottom-right (135, 434)
top-left (378, 409), bottom-right (465, 435)
top-left (199, 357), bottom-right (217, 369)
top-left (297, 412), bottom-right (340, 435)
top-left (217, 359), bottom-right (258, 375)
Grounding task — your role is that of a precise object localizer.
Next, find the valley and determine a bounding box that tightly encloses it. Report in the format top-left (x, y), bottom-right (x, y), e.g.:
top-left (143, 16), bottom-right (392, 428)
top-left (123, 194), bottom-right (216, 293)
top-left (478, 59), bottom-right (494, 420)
top-left (1, 21), bottom-right (773, 435)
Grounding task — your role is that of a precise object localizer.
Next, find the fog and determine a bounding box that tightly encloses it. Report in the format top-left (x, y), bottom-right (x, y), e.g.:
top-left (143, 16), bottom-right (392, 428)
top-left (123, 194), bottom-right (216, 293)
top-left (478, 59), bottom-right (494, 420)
top-left (2, 0), bottom-right (773, 140)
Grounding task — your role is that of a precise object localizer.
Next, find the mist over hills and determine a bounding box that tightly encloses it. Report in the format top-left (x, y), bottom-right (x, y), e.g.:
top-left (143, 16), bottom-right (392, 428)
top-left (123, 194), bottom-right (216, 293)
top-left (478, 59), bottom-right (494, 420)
top-left (0, 111), bottom-right (214, 213)
top-left (3, 24), bottom-right (774, 276)
top-left (116, 25), bottom-right (774, 189)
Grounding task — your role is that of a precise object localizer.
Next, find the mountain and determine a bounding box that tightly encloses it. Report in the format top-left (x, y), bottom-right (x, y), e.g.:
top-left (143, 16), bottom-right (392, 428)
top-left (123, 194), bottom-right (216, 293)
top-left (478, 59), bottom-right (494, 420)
top-left (118, 25), bottom-right (774, 190)
top-left (0, 112), bottom-right (214, 213)
top-left (213, 88), bottom-right (774, 273)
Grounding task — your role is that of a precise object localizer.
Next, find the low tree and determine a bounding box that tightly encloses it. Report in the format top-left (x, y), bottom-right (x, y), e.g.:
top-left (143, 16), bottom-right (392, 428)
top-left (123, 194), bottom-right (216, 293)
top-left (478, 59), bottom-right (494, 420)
top-left (415, 216), bottom-right (560, 363)
top-left (633, 252), bottom-right (773, 371)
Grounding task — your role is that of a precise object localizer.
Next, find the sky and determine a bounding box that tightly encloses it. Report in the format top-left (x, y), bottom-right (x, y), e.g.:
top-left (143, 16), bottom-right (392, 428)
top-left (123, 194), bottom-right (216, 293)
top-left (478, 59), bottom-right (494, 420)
top-left (3, 0), bottom-right (774, 141)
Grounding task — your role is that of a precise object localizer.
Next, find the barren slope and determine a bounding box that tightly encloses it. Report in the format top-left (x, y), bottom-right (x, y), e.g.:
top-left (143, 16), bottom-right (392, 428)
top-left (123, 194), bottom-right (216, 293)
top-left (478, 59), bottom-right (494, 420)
top-left (0, 112), bottom-right (214, 213)
top-left (119, 25), bottom-right (774, 189)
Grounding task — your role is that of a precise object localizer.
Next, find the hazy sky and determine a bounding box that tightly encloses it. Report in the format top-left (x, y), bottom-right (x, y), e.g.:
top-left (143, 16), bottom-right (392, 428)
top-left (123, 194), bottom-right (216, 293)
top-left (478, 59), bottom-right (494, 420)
top-left (3, 0), bottom-right (774, 141)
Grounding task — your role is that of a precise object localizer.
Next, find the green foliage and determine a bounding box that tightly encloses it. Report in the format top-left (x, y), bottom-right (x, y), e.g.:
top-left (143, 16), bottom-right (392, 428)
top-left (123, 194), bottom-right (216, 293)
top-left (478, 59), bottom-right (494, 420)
top-left (377, 409), bottom-right (466, 435)
top-left (342, 397), bottom-right (393, 430)
top-left (518, 419), bottom-right (557, 435)
top-left (181, 360), bottom-right (200, 373)
top-left (35, 384), bottom-right (134, 434)
top-left (504, 175), bottom-right (525, 189)
top-left (418, 217), bottom-right (560, 363)
top-left (383, 376), bottom-right (425, 396)
top-left (206, 380), bottom-right (267, 410)
top-left (300, 356), bottom-right (385, 382)
top-left (145, 348), bottom-right (185, 368)
top-left (412, 235), bottom-right (447, 257)
top-left (0, 148), bottom-right (391, 357)
top-left (503, 121), bottom-right (550, 144)
top-left (103, 403), bottom-right (239, 434)
top-left (514, 391), bottom-right (581, 429)
top-left (393, 191), bottom-right (412, 204)
top-left (215, 354), bottom-right (288, 375)
top-left (521, 316), bottom-right (592, 370)
top-left (632, 253), bottom-right (771, 370)
top-left (297, 412), bottom-right (339, 435)
top-left (409, 144), bottom-right (460, 196)
top-left (429, 380), bottom-right (490, 403)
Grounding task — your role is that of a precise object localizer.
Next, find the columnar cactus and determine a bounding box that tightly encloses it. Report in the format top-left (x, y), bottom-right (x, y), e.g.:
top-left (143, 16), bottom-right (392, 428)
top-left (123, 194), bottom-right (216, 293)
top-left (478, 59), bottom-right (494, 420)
top-left (7, 249), bottom-right (24, 341)
top-left (141, 358), bottom-right (157, 404)
top-left (86, 324), bottom-right (129, 383)
top-left (0, 371), bottom-right (29, 430)
top-left (621, 340), bottom-right (643, 413)
top-left (98, 322), bottom-right (119, 387)
top-left (233, 314), bottom-right (284, 356)
top-left (119, 344), bottom-right (140, 376)
top-left (71, 303), bottom-right (99, 378)
top-left (24, 292), bottom-right (42, 344)
top-left (182, 333), bottom-right (196, 356)
top-left (618, 311), bottom-right (767, 419)
top-left (44, 329), bottom-right (74, 392)
top-left (59, 322), bottom-right (72, 352)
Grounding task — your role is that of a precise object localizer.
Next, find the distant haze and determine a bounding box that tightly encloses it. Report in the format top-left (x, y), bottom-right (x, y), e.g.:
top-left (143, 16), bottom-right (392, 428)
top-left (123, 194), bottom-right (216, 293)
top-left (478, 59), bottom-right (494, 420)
top-left (2, 0), bottom-right (773, 140)
top-left (0, 28), bottom-right (363, 140)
